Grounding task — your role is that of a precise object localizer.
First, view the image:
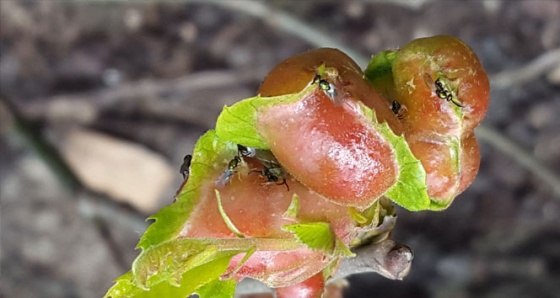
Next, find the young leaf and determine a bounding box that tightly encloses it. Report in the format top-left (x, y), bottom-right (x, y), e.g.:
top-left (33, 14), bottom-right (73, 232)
top-left (105, 131), bottom-right (253, 297)
top-left (256, 89), bottom-right (398, 208)
top-left (105, 272), bottom-right (141, 298)
top-left (382, 131), bottom-right (430, 211)
top-left (105, 250), bottom-right (240, 298)
top-left (359, 105), bottom-right (430, 211)
top-left (105, 271), bottom-right (198, 298)
top-left (348, 200), bottom-right (383, 227)
top-left (348, 207), bottom-right (369, 225)
top-left (365, 50), bottom-right (397, 81)
top-left (215, 86), bottom-right (313, 149)
top-left (196, 279), bottom-right (237, 298)
top-left (173, 255), bottom-right (238, 297)
top-left (283, 194), bottom-right (300, 220)
top-left (218, 80), bottom-right (429, 210)
top-left (334, 238), bottom-right (355, 257)
top-left (132, 238), bottom-right (246, 289)
top-left (364, 50), bottom-right (399, 103)
top-left (283, 222), bottom-right (335, 254)
top-left (137, 130), bottom-right (237, 250)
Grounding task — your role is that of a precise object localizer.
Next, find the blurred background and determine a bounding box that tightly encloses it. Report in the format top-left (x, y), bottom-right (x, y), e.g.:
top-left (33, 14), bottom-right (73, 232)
top-left (1, 1), bottom-right (560, 297)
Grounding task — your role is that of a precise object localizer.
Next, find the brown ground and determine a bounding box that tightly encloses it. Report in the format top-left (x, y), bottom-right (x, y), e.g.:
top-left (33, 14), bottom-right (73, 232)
top-left (1, 1), bottom-right (560, 298)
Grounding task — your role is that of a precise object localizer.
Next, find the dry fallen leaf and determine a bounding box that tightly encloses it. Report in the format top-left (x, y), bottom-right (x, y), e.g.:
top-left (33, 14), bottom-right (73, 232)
top-left (61, 128), bottom-right (174, 213)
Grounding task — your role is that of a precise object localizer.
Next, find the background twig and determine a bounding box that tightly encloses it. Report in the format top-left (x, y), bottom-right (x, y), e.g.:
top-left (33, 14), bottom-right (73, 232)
top-left (491, 48), bottom-right (560, 88)
top-left (475, 125), bottom-right (560, 197)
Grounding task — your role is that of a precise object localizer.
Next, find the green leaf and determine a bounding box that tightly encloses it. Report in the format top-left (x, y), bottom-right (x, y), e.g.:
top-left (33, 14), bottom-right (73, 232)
top-left (215, 86), bottom-right (313, 148)
top-left (171, 254), bottom-right (238, 297)
top-left (348, 207), bottom-right (369, 225)
top-left (348, 198), bottom-right (386, 228)
top-left (334, 238), bottom-right (355, 257)
top-left (365, 51), bottom-right (467, 211)
top-left (218, 74), bottom-right (429, 211)
top-left (359, 105), bottom-right (430, 211)
top-left (381, 125), bottom-right (430, 211)
top-left (105, 131), bottom-right (250, 297)
top-left (216, 104), bottom-right (268, 148)
top-left (196, 278), bottom-right (237, 298)
top-left (364, 50), bottom-right (399, 101)
top-left (105, 271), bottom-right (138, 298)
top-left (137, 130), bottom-right (237, 250)
top-left (105, 236), bottom-right (305, 297)
top-left (105, 271), bottom-right (191, 298)
top-left (283, 222), bottom-right (335, 254)
top-left (364, 50), bottom-right (397, 81)
top-left (105, 249), bottom-right (239, 298)
top-left (283, 194), bottom-right (300, 219)
top-left (133, 238), bottom-right (245, 289)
